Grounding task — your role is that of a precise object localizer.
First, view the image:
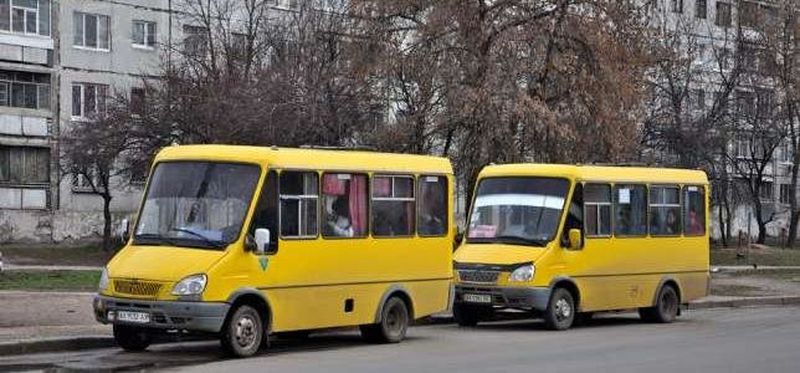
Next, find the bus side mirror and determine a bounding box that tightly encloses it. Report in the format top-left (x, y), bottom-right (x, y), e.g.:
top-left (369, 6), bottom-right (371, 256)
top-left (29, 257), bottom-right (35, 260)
top-left (568, 229), bottom-right (583, 250)
top-left (120, 219), bottom-right (131, 242)
top-left (254, 228), bottom-right (271, 255)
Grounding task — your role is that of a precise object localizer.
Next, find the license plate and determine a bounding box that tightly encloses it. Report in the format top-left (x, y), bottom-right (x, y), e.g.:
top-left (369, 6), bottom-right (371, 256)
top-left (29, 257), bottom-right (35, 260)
top-left (463, 293), bottom-right (492, 304)
top-left (117, 311), bottom-right (150, 324)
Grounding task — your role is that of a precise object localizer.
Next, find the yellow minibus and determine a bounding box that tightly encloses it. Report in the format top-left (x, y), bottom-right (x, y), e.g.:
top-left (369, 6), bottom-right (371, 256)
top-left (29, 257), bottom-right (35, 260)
top-left (453, 164), bottom-right (709, 330)
top-left (94, 145), bottom-right (454, 357)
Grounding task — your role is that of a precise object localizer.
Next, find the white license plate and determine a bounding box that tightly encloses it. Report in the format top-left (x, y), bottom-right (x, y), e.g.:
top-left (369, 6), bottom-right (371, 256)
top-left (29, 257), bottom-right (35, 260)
top-left (463, 293), bottom-right (492, 304)
top-left (117, 311), bottom-right (151, 324)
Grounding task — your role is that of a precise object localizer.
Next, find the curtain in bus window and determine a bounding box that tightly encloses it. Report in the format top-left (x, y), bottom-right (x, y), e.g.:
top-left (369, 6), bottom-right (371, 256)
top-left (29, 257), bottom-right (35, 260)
top-left (322, 173), bottom-right (367, 238)
top-left (349, 175), bottom-right (367, 236)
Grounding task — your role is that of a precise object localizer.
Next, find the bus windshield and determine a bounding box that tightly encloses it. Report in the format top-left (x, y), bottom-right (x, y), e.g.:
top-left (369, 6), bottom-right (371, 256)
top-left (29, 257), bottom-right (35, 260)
top-left (134, 161), bottom-right (261, 250)
top-left (467, 177), bottom-right (570, 247)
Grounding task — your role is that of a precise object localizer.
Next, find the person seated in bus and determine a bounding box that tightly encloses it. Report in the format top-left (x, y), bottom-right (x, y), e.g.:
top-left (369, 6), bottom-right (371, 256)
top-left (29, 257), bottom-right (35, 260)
top-left (687, 209), bottom-right (704, 235)
top-left (325, 197), bottom-right (354, 237)
top-left (419, 185), bottom-right (446, 236)
top-left (665, 210), bottom-right (679, 234)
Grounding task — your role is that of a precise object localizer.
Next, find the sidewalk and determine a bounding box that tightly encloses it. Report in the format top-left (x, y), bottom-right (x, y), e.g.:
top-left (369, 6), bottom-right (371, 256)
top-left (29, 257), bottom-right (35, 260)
top-left (3, 264), bottom-right (103, 272)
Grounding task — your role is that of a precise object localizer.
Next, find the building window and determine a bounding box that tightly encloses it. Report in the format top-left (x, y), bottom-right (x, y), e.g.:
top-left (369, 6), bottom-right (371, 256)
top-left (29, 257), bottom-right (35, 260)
top-left (692, 88), bottom-right (706, 111)
top-left (0, 146), bottom-right (49, 184)
top-left (760, 181), bottom-right (774, 201)
top-left (779, 141), bottom-right (792, 163)
top-left (671, 0), bottom-right (683, 13)
top-left (0, 70), bottom-right (50, 110)
top-left (130, 87), bottom-right (145, 115)
top-left (279, 171), bottom-right (318, 238)
top-left (780, 184), bottom-right (792, 205)
top-left (71, 83), bottom-right (108, 119)
top-left (0, 0), bottom-right (50, 36)
top-left (696, 0), bottom-right (707, 19)
top-left (73, 12), bottom-right (110, 50)
top-left (132, 20), bottom-right (156, 48)
top-left (716, 2), bottom-right (731, 27)
top-left (183, 25), bottom-right (208, 57)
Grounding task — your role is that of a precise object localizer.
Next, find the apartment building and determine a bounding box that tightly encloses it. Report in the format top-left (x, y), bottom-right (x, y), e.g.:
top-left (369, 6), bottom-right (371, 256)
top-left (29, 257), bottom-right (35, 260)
top-left (0, 0), bottom-right (304, 244)
top-left (650, 0), bottom-right (796, 239)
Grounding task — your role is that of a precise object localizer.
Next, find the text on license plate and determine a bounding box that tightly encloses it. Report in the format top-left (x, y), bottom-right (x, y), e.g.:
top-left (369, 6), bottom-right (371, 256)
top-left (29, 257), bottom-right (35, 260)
top-left (117, 311), bottom-right (150, 324)
top-left (463, 293), bottom-right (492, 304)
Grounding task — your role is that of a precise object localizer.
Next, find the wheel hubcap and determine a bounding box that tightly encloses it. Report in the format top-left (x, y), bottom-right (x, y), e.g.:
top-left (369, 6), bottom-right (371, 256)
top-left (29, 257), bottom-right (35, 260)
top-left (661, 292), bottom-right (677, 316)
top-left (386, 305), bottom-right (406, 336)
top-left (235, 315), bottom-right (258, 349)
top-left (555, 298), bottom-right (572, 322)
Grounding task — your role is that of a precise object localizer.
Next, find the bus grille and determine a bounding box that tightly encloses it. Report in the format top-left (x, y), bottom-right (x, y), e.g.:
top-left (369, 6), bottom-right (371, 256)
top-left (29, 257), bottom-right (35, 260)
top-left (458, 270), bottom-right (500, 284)
top-left (114, 280), bottom-right (163, 297)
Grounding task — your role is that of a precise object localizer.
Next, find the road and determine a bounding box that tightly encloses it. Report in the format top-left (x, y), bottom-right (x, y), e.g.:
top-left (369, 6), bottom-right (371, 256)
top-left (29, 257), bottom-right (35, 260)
top-left (2, 306), bottom-right (799, 372)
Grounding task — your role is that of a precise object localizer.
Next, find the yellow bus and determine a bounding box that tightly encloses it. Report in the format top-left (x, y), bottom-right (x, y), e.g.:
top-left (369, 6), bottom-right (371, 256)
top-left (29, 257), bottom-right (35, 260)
top-left (453, 164), bottom-right (709, 330)
top-left (93, 145), bottom-right (454, 357)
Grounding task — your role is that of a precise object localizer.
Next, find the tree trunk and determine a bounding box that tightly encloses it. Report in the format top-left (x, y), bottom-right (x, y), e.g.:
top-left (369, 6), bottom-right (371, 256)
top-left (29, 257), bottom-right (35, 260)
top-left (102, 194), bottom-right (113, 252)
top-left (717, 205), bottom-right (728, 247)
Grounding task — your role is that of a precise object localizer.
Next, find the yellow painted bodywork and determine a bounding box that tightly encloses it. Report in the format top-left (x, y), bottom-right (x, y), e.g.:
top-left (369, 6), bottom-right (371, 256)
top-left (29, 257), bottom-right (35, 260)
top-left (454, 163), bottom-right (710, 312)
top-left (102, 145), bottom-right (454, 332)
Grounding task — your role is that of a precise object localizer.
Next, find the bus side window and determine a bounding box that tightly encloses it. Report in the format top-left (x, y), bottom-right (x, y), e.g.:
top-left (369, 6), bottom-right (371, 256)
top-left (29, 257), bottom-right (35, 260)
top-left (322, 173), bottom-right (368, 238)
top-left (650, 186), bottom-right (681, 236)
top-left (614, 185), bottom-right (647, 236)
top-left (561, 183), bottom-right (583, 247)
top-left (684, 186), bottom-right (706, 235)
top-left (418, 175), bottom-right (448, 237)
top-left (585, 184), bottom-right (612, 237)
top-left (279, 171), bottom-right (319, 238)
top-left (249, 170), bottom-right (279, 250)
top-left (372, 175), bottom-right (415, 237)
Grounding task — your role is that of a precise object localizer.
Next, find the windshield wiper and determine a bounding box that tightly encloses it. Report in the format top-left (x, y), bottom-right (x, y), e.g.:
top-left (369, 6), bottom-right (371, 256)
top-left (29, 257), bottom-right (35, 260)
top-left (492, 235), bottom-right (549, 247)
top-left (133, 233), bottom-right (181, 247)
top-left (168, 228), bottom-right (226, 249)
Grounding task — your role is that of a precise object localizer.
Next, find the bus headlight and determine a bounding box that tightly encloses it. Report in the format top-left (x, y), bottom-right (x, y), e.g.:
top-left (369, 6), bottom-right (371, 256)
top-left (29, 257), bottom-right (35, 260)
top-left (98, 267), bottom-right (109, 292)
top-left (509, 264), bottom-right (535, 282)
top-left (171, 274), bottom-right (207, 296)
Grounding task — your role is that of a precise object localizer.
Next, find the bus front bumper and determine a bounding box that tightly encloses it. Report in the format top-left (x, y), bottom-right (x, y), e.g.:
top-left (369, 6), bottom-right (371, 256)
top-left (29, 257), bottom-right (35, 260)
top-left (454, 285), bottom-right (551, 311)
top-left (93, 295), bottom-right (229, 333)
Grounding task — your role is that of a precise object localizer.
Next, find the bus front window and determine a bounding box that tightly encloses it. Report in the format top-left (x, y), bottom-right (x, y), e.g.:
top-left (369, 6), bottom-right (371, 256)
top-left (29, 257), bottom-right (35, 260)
top-left (467, 177), bottom-right (570, 247)
top-left (134, 162), bottom-right (261, 250)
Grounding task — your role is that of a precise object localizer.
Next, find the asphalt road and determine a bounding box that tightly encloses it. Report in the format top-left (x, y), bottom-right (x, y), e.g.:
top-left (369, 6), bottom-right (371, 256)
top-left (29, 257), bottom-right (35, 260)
top-left (2, 306), bottom-right (799, 372)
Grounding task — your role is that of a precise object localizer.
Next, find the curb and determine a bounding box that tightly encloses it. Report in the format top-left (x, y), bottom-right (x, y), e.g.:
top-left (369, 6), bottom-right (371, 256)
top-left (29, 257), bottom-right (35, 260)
top-left (0, 336), bottom-right (115, 356)
top-left (687, 296), bottom-right (800, 310)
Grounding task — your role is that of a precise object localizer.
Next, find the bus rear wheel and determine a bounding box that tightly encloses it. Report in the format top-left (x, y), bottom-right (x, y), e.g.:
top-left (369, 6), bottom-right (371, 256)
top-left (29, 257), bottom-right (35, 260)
top-left (113, 325), bottom-right (152, 352)
top-left (360, 296), bottom-right (409, 343)
top-left (640, 285), bottom-right (679, 323)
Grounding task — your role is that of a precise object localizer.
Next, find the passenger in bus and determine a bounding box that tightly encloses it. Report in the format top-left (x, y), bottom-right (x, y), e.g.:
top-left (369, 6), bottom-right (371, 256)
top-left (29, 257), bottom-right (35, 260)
top-left (325, 197), bottom-right (354, 237)
top-left (687, 209), bottom-right (703, 234)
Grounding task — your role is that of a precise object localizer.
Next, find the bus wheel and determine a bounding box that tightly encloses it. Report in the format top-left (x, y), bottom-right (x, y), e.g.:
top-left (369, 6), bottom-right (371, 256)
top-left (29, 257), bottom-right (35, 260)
top-left (453, 303), bottom-right (481, 327)
top-left (640, 285), bottom-right (679, 323)
top-left (113, 325), bottom-right (152, 352)
top-left (220, 305), bottom-right (264, 358)
top-left (360, 296), bottom-right (409, 343)
top-left (544, 287), bottom-right (576, 331)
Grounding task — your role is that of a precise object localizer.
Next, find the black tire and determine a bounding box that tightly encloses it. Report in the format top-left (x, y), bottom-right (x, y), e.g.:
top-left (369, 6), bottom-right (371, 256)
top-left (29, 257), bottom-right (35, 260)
top-left (220, 305), bottom-right (265, 358)
top-left (544, 287), bottom-right (576, 331)
top-left (360, 297), bottom-right (409, 343)
top-left (113, 324), bottom-right (152, 352)
top-left (640, 285), bottom-right (679, 323)
top-left (453, 303), bottom-right (482, 327)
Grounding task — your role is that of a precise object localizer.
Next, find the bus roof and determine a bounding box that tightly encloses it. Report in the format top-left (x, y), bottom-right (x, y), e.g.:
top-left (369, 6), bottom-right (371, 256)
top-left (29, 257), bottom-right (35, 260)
top-left (155, 145), bottom-right (454, 174)
top-left (479, 163), bottom-right (708, 185)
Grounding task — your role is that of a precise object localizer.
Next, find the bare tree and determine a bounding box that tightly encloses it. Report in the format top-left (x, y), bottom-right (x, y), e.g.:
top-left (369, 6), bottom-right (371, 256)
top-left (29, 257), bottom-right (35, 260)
top-left (61, 94), bottom-right (141, 251)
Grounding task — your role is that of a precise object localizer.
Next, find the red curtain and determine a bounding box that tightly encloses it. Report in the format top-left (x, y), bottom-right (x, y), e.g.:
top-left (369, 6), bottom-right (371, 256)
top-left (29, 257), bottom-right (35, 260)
top-left (323, 174), bottom-right (346, 195)
top-left (350, 175), bottom-right (367, 235)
